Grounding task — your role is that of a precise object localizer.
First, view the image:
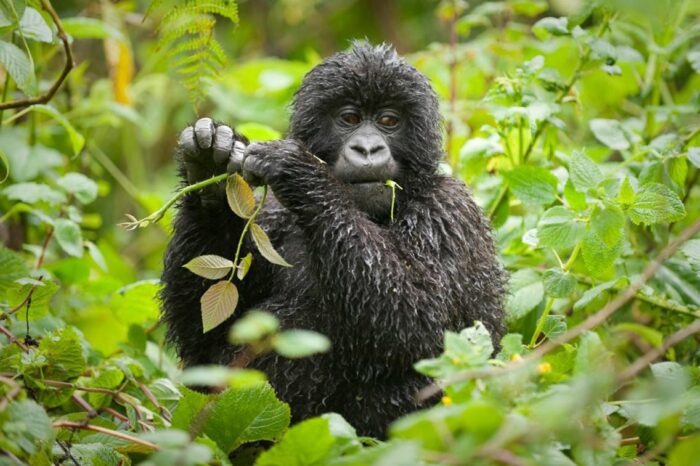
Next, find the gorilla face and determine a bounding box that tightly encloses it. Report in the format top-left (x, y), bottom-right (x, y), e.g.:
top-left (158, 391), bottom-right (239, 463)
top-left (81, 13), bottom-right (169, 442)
top-left (288, 42), bottom-right (444, 219)
top-left (330, 104), bottom-right (402, 218)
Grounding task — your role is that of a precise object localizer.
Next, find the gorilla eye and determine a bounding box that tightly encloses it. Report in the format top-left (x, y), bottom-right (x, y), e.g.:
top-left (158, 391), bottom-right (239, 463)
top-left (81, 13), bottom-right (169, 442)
top-left (340, 112), bottom-right (361, 126)
top-left (378, 115), bottom-right (399, 128)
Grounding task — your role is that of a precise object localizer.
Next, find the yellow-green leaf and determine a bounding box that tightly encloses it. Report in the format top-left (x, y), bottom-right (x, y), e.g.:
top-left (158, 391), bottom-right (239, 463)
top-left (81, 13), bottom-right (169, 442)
top-left (237, 252), bottom-right (253, 280)
top-left (184, 254), bottom-right (234, 280)
top-left (250, 223), bottom-right (292, 267)
top-left (201, 281), bottom-right (238, 333)
top-left (226, 174), bottom-right (256, 218)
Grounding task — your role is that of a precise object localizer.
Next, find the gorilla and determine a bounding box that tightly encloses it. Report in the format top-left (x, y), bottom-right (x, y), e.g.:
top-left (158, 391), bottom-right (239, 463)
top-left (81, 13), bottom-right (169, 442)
top-left (161, 42), bottom-right (505, 438)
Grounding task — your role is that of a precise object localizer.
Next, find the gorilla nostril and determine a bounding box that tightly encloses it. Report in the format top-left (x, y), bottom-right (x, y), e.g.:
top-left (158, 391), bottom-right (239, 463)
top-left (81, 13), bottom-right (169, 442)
top-left (369, 145), bottom-right (386, 155)
top-left (350, 145), bottom-right (368, 156)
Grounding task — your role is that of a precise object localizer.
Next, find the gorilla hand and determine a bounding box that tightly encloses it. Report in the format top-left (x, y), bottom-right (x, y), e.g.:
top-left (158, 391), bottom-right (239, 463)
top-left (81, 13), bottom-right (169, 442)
top-left (177, 118), bottom-right (246, 201)
top-left (228, 139), bottom-right (321, 188)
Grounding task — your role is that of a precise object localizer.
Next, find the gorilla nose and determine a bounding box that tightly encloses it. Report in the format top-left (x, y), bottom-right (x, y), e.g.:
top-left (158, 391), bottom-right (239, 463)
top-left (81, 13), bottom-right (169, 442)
top-left (350, 143), bottom-right (387, 157)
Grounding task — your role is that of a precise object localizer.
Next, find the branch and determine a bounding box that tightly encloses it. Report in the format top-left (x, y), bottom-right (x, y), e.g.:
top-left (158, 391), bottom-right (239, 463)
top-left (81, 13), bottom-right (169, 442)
top-left (417, 216), bottom-right (700, 400)
top-left (53, 421), bottom-right (159, 450)
top-left (0, 0), bottom-right (75, 110)
top-left (616, 318), bottom-right (700, 383)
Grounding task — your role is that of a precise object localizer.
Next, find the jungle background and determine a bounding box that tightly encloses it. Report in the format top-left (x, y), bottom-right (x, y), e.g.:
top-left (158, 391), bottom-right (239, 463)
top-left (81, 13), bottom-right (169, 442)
top-left (1, 0), bottom-right (700, 464)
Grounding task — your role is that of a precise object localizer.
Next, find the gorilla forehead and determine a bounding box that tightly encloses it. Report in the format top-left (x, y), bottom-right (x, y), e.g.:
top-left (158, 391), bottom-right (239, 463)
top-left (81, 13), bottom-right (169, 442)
top-left (292, 42), bottom-right (438, 115)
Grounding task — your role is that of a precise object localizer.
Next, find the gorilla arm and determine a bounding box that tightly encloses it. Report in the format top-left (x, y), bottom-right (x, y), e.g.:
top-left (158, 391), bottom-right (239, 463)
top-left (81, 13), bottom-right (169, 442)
top-left (246, 140), bottom-right (506, 367)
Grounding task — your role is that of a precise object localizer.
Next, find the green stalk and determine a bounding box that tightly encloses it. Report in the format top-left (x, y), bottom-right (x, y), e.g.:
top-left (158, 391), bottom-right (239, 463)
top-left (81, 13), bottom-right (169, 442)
top-left (230, 186), bottom-right (268, 280)
top-left (120, 173), bottom-right (229, 229)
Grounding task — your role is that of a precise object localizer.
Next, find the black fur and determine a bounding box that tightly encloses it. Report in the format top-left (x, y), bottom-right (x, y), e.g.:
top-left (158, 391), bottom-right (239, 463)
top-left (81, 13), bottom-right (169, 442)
top-left (161, 42), bottom-right (506, 438)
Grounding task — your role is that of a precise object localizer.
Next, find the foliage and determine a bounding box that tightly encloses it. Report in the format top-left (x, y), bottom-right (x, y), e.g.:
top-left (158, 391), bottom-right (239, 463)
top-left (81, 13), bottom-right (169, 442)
top-left (1, 0), bottom-right (699, 465)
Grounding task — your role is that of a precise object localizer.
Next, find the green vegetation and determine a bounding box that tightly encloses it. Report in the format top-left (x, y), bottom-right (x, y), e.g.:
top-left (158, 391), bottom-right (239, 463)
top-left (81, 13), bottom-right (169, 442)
top-left (1, 0), bottom-right (700, 464)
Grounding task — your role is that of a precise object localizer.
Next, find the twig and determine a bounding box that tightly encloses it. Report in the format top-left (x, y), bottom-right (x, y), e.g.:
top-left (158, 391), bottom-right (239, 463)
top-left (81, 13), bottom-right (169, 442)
top-left (53, 421), bottom-right (159, 450)
top-left (120, 173), bottom-right (229, 230)
top-left (616, 318), bottom-right (700, 383)
top-left (0, 324), bottom-right (28, 351)
top-left (71, 393), bottom-right (97, 418)
top-left (0, 375), bottom-right (21, 410)
top-left (417, 217), bottom-right (700, 401)
top-left (139, 382), bottom-right (172, 422)
top-left (7, 276), bottom-right (44, 315)
top-left (0, 0), bottom-right (74, 110)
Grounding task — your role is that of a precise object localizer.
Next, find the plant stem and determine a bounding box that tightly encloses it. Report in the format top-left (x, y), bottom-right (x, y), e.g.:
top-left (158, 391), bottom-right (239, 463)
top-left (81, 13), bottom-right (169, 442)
top-left (122, 173), bottom-right (228, 229)
top-left (231, 186), bottom-right (268, 277)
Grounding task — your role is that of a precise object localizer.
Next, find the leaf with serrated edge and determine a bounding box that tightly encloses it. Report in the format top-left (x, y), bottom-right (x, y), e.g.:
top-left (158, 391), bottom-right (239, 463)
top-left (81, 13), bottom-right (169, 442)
top-left (201, 281), bottom-right (238, 333)
top-left (250, 223), bottom-right (292, 267)
top-left (226, 174), bottom-right (256, 218)
top-left (184, 255), bottom-right (234, 280)
top-left (237, 253), bottom-right (253, 280)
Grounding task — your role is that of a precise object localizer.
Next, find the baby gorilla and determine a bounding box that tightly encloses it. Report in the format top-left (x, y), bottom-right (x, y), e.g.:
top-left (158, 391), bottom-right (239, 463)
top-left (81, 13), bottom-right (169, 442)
top-left (161, 42), bottom-right (505, 438)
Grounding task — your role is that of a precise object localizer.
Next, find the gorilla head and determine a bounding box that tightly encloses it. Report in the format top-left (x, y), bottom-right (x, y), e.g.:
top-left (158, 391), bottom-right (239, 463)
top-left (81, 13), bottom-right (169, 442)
top-left (288, 42), bottom-right (443, 218)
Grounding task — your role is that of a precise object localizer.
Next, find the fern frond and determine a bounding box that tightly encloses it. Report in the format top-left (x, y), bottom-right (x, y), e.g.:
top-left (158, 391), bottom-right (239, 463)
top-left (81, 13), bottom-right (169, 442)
top-left (147, 0), bottom-right (239, 106)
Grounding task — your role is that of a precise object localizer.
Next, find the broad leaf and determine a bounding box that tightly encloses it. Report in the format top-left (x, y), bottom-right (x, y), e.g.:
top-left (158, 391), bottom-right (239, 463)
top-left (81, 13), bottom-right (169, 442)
top-left (250, 223), bottom-right (292, 267)
top-left (506, 269), bottom-right (544, 321)
top-left (226, 174), bottom-right (255, 218)
top-left (273, 330), bottom-right (331, 358)
top-left (543, 268), bottom-right (577, 298)
top-left (184, 255), bottom-right (234, 280)
top-left (256, 418), bottom-right (334, 466)
top-left (237, 252), bottom-right (253, 280)
top-left (589, 119), bottom-right (631, 151)
top-left (200, 280), bottom-right (238, 333)
top-left (503, 166), bottom-right (558, 205)
top-left (569, 151), bottom-right (603, 192)
top-left (54, 219), bottom-right (83, 257)
top-left (30, 104), bottom-right (85, 155)
top-left (0, 40), bottom-right (34, 92)
top-left (537, 206), bottom-right (585, 250)
top-left (629, 183), bottom-right (685, 225)
top-left (62, 17), bottom-right (126, 41)
top-left (19, 7), bottom-right (52, 43)
top-left (229, 310), bottom-right (279, 344)
top-left (57, 172), bottom-right (98, 204)
top-left (3, 182), bottom-right (66, 204)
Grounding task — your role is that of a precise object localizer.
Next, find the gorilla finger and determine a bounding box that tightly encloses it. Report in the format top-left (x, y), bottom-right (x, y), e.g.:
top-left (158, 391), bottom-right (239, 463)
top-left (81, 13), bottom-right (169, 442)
top-left (194, 118), bottom-right (215, 149)
top-left (178, 127), bottom-right (198, 160)
top-left (212, 125), bottom-right (234, 164)
top-left (242, 156), bottom-right (265, 185)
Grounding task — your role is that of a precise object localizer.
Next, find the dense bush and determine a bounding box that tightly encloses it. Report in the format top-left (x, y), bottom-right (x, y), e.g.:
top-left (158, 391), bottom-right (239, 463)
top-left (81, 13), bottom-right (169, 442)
top-left (1, 0), bottom-right (699, 464)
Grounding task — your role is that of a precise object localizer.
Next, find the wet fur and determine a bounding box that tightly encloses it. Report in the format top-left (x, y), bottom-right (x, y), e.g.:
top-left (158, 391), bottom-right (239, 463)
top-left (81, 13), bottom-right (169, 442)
top-left (161, 42), bottom-right (506, 438)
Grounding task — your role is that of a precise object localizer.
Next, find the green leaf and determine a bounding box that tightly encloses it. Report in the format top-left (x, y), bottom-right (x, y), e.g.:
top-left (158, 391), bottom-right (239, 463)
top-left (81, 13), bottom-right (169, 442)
top-left (226, 174), bottom-right (256, 218)
top-left (0, 246), bottom-right (28, 296)
top-left (19, 7), bottom-right (52, 43)
top-left (688, 147), bottom-right (700, 168)
top-left (564, 178), bottom-right (587, 211)
top-left (200, 280), bottom-right (238, 333)
top-left (229, 310), bottom-right (279, 344)
top-left (0, 400), bottom-right (54, 456)
top-left (668, 435), bottom-right (700, 466)
top-left (174, 383), bottom-right (290, 453)
top-left (57, 172), bottom-right (98, 204)
top-left (537, 206), bottom-right (585, 250)
top-left (0, 39), bottom-right (35, 93)
top-left (54, 219), bottom-right (84, 257)
top-left (184, 254), bottom-right (234, 280)
top-left (506, 269), bottom-right (544, 321)
top-left (541, 314), bottom-right (567, 341)
top-left (589, 119), bottom-right (631, 151)
top-left (250, 223), bottom-right (292, 267)
top-left (681, 239), bottom-right (700, 269)
top-left (617, 177), bottom-right (635, 205)
top-left (533, 17), bottom-right (569, 39)
top-left (257, 417), bottom-right (334, 466)
top-left (574, 278), bottom-right (626, 310)
top-left (503, 166), bottom-right (558, 205)
top-left (273, 330), bottom-right (331, 359)
top-left (569, 151), bottom-right (604, 192)
top-left (36, 326), bottom-right (86, 384)
top-left (112, 280), bottom-right (160, 325)
top-left (543, 268), bottom-right (577, 298)
top-left (30, 104), bottom-right (86, 155)
top-left (62, 17), bottom-right (126, 42)
top-left (0, 146), bottom-right (8, 182)
top-left (237, 252), bottom-right (253, 280)
top-left (3, 181), bottom-right (66, 204)
top-left (687, 51), bottom-right (700, 73)
top-left (582, 206), bottom-right (625, 277)
top-left (629, 183), bottom-right (686, 225)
